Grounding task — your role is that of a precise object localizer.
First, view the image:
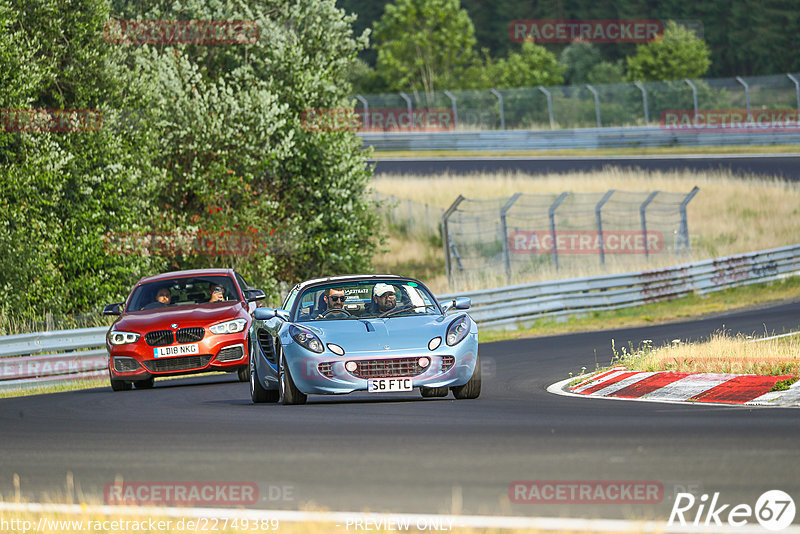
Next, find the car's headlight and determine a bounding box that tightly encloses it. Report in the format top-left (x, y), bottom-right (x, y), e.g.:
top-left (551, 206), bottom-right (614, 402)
top-left (209, 319), bottom-right (247, 335)
top-left (109, 331), bottom-right (140, 345)
top-left (446, 315), bottom-right (471, 346)
top-left (290, 325), bottom-right (324, 354)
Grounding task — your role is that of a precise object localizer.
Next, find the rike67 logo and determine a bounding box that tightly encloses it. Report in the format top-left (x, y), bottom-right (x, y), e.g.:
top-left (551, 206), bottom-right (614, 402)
top-left (669, 490), bottom-right (796, 531)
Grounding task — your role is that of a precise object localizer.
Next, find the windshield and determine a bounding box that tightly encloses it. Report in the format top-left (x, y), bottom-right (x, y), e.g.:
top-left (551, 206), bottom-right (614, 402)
top-left (126, 276), bottom-right (239, 312)
top-left (295, 280), bottom-right (440, 322)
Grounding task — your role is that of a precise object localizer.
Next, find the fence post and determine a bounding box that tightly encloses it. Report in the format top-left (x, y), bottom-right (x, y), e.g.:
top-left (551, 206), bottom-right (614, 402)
top-left (500, 193), bottom-right (522, 283)
top-left (442, 195), bottom-right (465, 288)
top-left (787, 74), bottom-right (800, 116)
top-left (490, 88), bottom-right (505, 130)
top-left (735, 76), bottom-right (751, 120)
top-left (443, 90), bottom-right (458, 129)
top-left (549, 192), bottom-right (569, 270)
top-left (586, 85), bottom-right (601, 127)
top-left (355, 94), bottom-right (369, 130)
top-left (538, 86), bottom-right (555, 129)
top-left (677, 186), bottom-right (700, 255)
top-left (595, 190), bottom-right (615, 265)
top-left (633, 82), bottom-right (649, 125)
top-left (684, 79), bottom-right (698, 122)
top-left (399, 92), bottom-right (413, 131)
top-left (640, 191), bottom-right (660, 258)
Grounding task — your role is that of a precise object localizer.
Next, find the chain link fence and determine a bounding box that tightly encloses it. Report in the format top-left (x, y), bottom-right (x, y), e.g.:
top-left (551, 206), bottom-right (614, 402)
top-left (356, 73), bottom-right (800, 131)
top-left (442, 188), bottom-right (698, 287)
top-left (373, 191), bottom-right (443, 239)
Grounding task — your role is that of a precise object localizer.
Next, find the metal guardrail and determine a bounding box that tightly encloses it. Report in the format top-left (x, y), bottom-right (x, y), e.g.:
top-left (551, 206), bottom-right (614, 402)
top-left (359, 127), bottom-right (800, 151)
top-left (1, 244), bottom-right (798, 390)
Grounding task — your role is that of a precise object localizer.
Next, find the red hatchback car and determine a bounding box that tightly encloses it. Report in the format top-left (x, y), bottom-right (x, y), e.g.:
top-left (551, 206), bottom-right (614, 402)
top-left (103, 269), bottom-right (265, 391)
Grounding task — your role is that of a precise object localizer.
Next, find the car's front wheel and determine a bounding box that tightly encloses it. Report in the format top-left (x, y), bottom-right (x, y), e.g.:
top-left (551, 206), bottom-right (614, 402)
top-left (250, 340), bottom-right (277, 403)
top-left (109, 370), bottom-right (131, 392)
top-left (278, 345), bottom-right (306, 405)
top-left (420, 386), bottom-right (449, 398)
top-left (451, 354), bottom-right (481, 400)
top-left (237, 365), bottom-right (250, 382)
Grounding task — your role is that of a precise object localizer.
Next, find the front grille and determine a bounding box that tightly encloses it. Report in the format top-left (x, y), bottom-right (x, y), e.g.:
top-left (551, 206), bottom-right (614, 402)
top-left (216, 345), bottom-right (244, 362)
top-left (113, 357), bottom-right (140, 373)
top-left (441, 355), bottom-right (455, 373)
top-left (350, 357), bottom-right (425, 379)
top-left (141, 355), bottom-right (213, 373)
top-left (145, 329), bottom-right (174, 346)
top-left (318, 362), bottom-right (334, 378)
top-left (176, 327), bottom-right (204, 343)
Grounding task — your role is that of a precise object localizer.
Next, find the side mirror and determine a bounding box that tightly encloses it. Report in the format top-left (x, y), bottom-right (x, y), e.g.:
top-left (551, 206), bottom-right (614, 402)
top-left (441, 297), bottom-right (471, 313)
top-left (254, 307), bottom-right (275, 321)
top-left (275, 309), bottom-right (290, 321)
top-left (245, 289), bottom-right (266, 302)
top-left (103, 303), bottom-right (123, 316)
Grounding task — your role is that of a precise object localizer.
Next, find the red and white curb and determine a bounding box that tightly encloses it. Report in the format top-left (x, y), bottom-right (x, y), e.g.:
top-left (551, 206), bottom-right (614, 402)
top-left (548, 366), bottom-right (800, 407)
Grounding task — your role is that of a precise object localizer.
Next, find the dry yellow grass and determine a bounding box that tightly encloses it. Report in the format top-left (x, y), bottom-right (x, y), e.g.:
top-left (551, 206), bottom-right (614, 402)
top-left (371, 169), bottom-right (800, 293)
top-left (615, 332), bottom-right (800, 375)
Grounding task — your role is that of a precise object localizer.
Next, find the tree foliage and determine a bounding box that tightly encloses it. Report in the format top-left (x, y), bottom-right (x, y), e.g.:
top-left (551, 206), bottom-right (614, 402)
top-left (626, 21), bottom-right (711, 82)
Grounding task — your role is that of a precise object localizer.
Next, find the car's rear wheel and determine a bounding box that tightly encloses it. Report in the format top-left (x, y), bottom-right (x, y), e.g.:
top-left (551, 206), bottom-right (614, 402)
top-left (278, 345), bottom-right (306, 405)
top-left (451, 354), bottom-right (481, 400)
top-left (250, 339), bottom-right (277, 403)
top-left (420, 386), bottom-right (449, 398)
top-left (134, 377), bottom-right (154, 389)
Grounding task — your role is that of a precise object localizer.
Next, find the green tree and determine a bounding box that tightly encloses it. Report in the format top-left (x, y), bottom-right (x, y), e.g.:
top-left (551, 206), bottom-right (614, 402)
top-left (560, 41), bottom-right (601, 86)
top-left (373, 0), bottom-right (477, 96)
top-left (488, 42), bottom-right (563, 88)
top-left (626, 21), bottom-right (711, 82)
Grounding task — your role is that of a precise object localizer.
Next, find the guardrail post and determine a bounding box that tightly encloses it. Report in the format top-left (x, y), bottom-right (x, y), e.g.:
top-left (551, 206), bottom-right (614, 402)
top-left (490, 88), bottom-right (505, 130)
top-left (537, 86), bottom-right (555, 129)
top-left (595, 190), bottom-right (615, 266)
top-left (677, 186), bottom-right (700, 255)
top-left (684, 79), bottom-right (698, 122)
top-left (500, 193), bottom-right (522, 283)
top-left (355, 94), bottom-right (369, 130)
top-left (442, 195), bottom-right (465, 288)
top-left (633, 82), bottom-right (649, 125)
top-left (443, 90), bottom-right (458, 129)
top-left (787, 74), bottom-right (800, 116)
top-left (735, 76), bottom-right (751, 121)
top-left (549, 192), bottom-right (569, 270)
top-left (586, 85), bottom-right (601, 127)
top-left (399, 92), bottom-right (413, 131)
top-left (640, 191), bottom-right (659, 258)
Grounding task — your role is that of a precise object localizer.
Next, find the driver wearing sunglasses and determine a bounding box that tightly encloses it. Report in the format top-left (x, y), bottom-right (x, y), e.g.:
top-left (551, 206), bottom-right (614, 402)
top-left (324, 287), bottom-right (346, 310)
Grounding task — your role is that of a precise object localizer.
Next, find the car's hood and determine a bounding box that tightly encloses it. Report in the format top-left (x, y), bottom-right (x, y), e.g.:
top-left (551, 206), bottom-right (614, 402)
top-left (300, 314), bottom-right (457, 353)
top-left (115, 302), bottom-right (246, 332)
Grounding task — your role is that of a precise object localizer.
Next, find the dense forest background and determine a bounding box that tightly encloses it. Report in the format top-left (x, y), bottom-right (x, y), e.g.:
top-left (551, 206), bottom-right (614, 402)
top-left (338, 0), bottom-right (800, 80)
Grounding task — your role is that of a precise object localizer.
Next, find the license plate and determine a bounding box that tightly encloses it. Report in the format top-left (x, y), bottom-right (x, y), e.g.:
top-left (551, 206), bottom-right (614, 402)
top-left (153, 343), bottom-right (199, 358)
top-left (367, 378), bottom-right (413, 392)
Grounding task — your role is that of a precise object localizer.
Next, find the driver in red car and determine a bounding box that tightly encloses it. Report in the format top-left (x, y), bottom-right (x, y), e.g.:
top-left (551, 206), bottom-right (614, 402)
top-left (209, 285), bottom-right (225, 302)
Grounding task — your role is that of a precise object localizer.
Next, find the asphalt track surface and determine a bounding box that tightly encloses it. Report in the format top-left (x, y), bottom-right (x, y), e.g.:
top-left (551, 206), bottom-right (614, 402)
top-left (2, 300), bottom-right (800, 523)
top-left (371, 154), bottom-right (800, 180)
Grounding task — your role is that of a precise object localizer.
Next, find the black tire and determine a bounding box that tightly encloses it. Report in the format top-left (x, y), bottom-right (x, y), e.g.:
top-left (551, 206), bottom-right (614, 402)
top-left (451, 355), bottom-right (481, 400)
top-left (109, 374), bottom-right (131, 392)
top-left (134, 377), bottom-right (154, 389)
top-left (420, 386), bottom-right (449, 398)
top-left (237, 365), bottom-right (250, 382)
top-left (250, 340), bottom-right (277, 403)
top-left (278, 345), bottom-right (306, 405)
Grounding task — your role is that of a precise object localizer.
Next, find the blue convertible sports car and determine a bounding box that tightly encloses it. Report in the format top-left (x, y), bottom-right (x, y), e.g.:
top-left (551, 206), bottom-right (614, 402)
top-left (248, 274), bottom-right (480, 405)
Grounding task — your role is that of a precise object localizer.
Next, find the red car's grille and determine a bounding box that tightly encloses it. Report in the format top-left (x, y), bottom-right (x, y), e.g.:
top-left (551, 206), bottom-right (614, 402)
top-left (142, 355), bottom-right (212, 373)
top-left (350, 357), bottom-right (425, 379)
top-left (216, 345), bottom-right (244, 362)
top-left (176, 327), bottom-right (204, 343)
top-left (145, 329), bottom-right (174, 346)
